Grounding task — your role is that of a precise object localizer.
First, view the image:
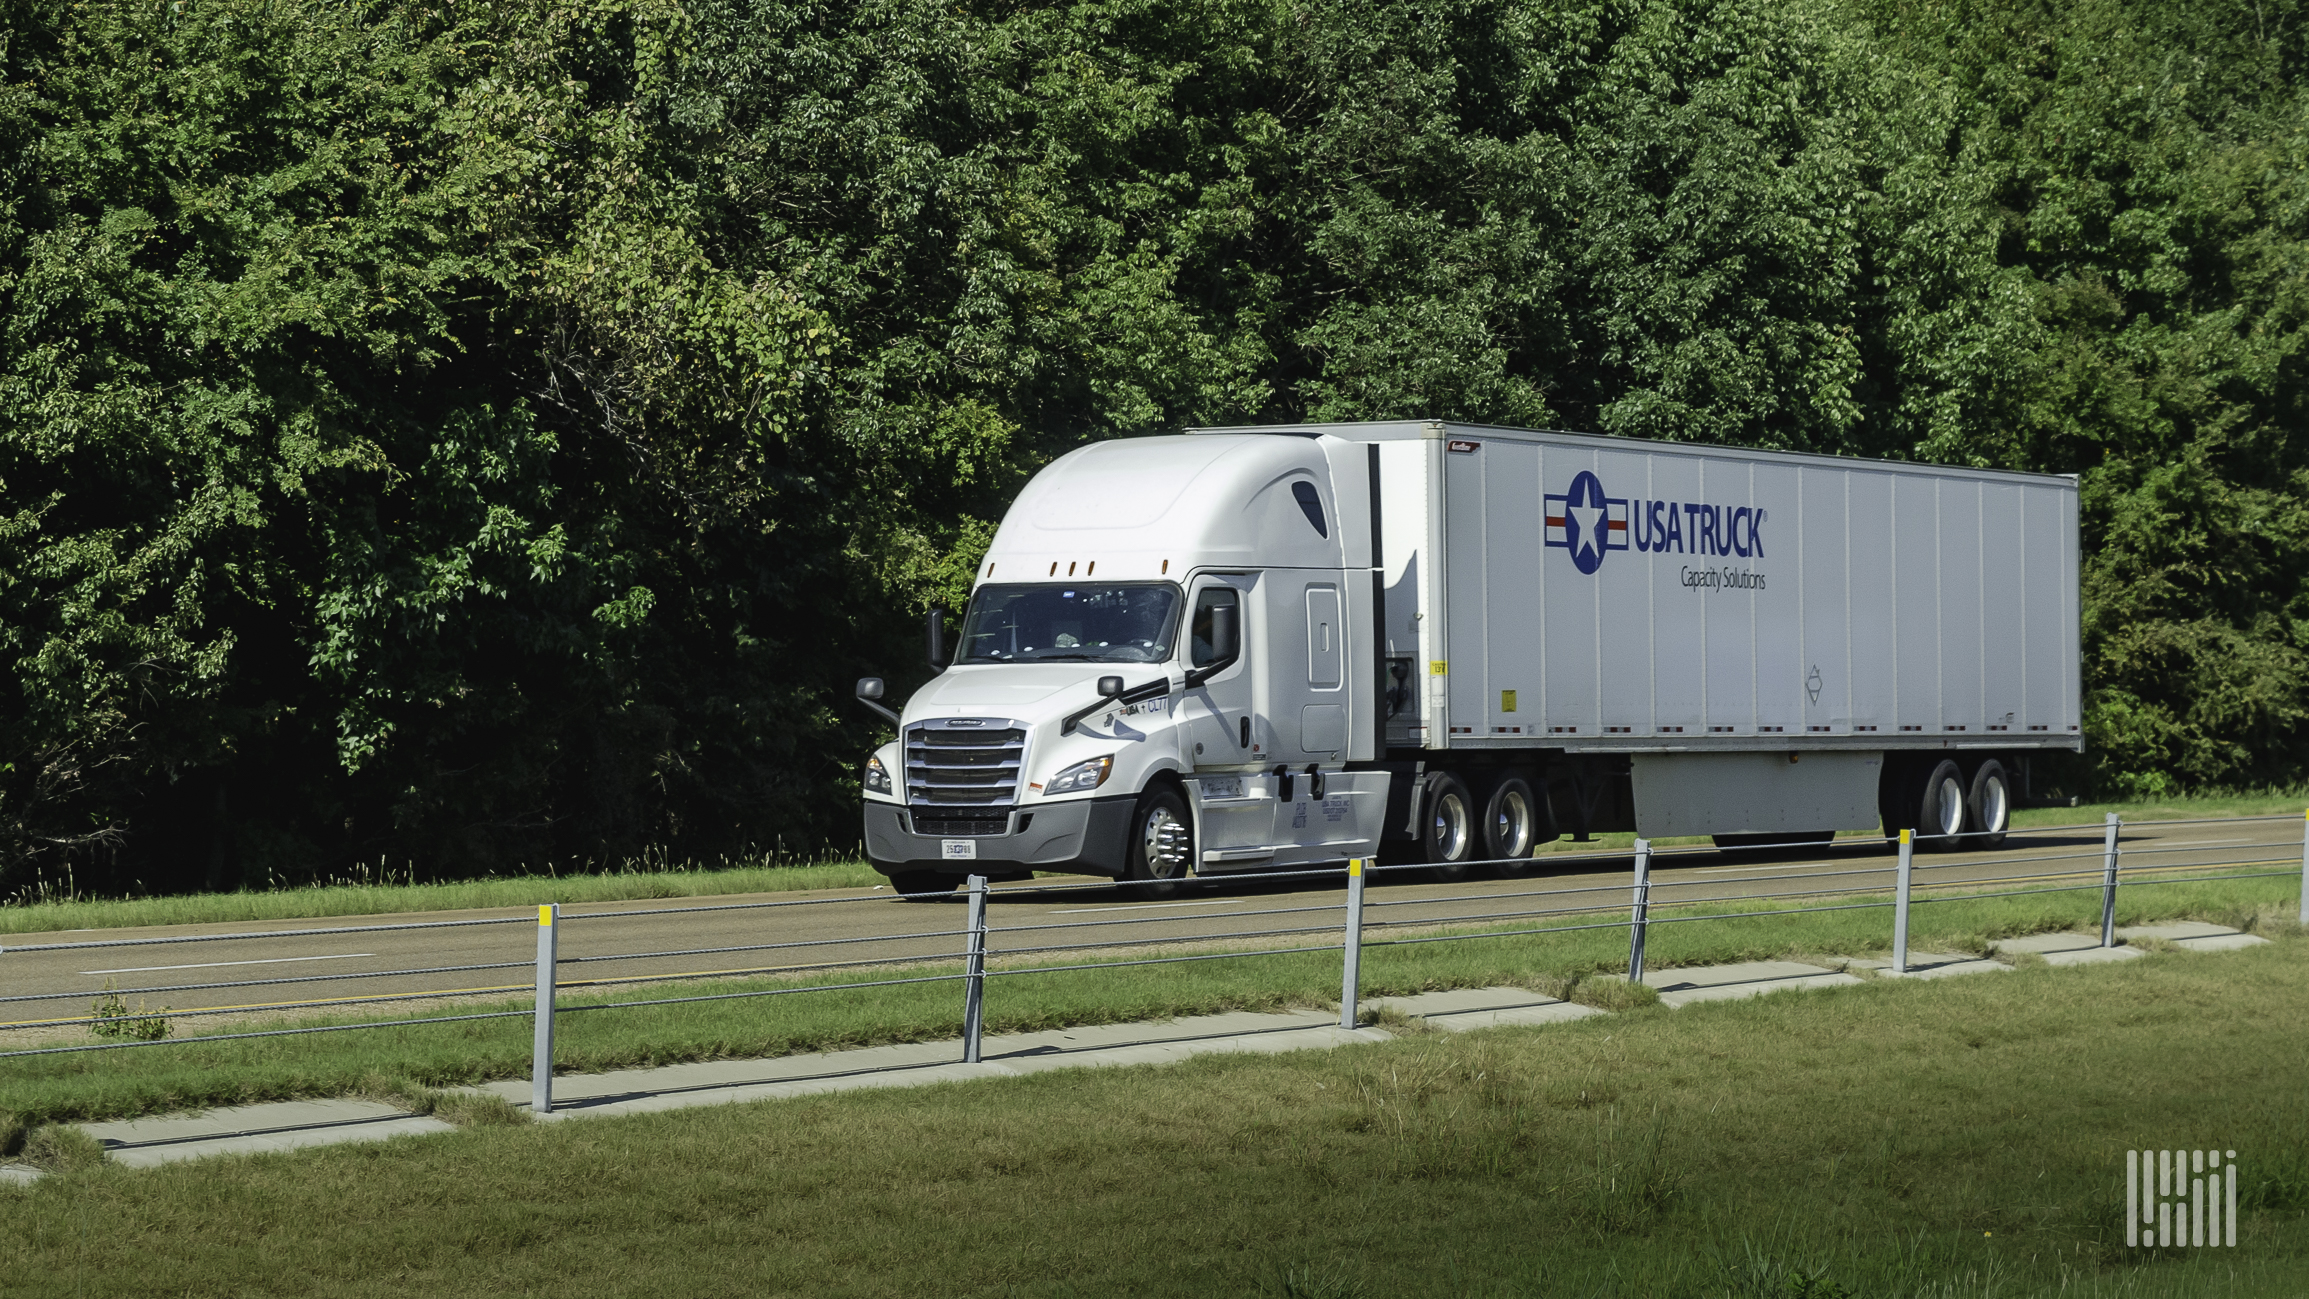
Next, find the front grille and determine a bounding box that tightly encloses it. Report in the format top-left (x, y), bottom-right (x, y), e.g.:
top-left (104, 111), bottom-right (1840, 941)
top-left (912, 816), bottom-right (1010, 837)
top-left (905, 722), bottom-right (1025, 807)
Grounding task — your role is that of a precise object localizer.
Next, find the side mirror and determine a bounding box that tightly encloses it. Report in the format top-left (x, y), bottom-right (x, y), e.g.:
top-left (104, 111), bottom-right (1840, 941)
top-left (855, 676), bottom-right (901, 727)
top-left (926, 608), bottom-right (949, 669)
top-left (1098, 675), bottom-right (1124, 699)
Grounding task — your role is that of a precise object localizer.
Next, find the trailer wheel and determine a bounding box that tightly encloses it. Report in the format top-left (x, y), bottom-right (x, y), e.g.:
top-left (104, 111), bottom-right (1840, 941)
top-left (1966, 759), bottom-right (2011, 851)
top-left (1916, 759), bottom-right (1967, 851)
top-left (1422, 773), bottom-right (1476, 881)
top-left (891, 871), bottom-right (957, 899)
top-left (1124, 786), bottom-right (1195, 898)
top-left (1483, 777), bottom-right (1541, 870)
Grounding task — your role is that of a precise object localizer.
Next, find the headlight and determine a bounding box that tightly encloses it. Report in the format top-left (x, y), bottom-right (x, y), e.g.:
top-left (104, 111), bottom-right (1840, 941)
top-left (1043, 755), bottom-right (1113, 795)
top-left (864, 755), bottom-right (892, 796)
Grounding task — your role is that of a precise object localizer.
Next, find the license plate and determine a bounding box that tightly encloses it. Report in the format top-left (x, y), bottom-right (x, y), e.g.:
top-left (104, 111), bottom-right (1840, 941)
top-left (941, 839), bottom-right (978, 860)
top-left (1201, 776), bottom-right (1245, 800)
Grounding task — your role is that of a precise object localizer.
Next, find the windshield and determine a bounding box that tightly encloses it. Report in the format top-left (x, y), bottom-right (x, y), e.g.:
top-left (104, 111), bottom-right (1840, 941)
top-left (956, 583), bottom-right (1181, 664)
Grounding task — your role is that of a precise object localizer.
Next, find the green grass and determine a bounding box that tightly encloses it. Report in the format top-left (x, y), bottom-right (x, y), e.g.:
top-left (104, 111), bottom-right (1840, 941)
top-left (3, 934), bottom-right (2304, 1296)
top-left (2019, 792), bottom-right (2309, 829)
top-left (2, 869), bottom-right (2293, 1131)
top-left (0, 856), bottom-right (886, 936)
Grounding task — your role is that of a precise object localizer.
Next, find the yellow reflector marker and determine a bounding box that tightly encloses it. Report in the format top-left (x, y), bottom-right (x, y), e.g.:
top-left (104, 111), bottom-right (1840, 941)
top-left (1899, 829), bottom-right (1912, 845)
top-left (538, 905), bottom-right (554, 927)
top-left (1348, 858), bottom-right (1363, 877)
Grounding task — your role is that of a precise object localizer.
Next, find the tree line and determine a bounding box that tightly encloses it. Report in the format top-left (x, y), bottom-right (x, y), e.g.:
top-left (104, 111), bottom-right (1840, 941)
top-left (2, 0), bottom-right (2304, 895)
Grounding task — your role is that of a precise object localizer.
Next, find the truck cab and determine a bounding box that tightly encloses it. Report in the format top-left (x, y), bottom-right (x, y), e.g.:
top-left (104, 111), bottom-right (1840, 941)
top-left (858, 433), bottom-right (1393, 894)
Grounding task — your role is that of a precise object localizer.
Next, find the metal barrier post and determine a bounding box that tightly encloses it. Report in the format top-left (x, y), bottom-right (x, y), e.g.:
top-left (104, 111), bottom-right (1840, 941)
top-left (1893, 829), bottom-right (1914, 973)
top-left (1339, 858), bottom-right (1366, 1029)
top-left (1628, 839), bottom-right (1653, 984)
top-left (2299, 809), bottom-right (2308, 928)
top-left (2100, 813), bottom-right (2122, 947)
top-left (531, 903), bottom-right (558, 1114)
top-left (962, 875), bottom-right (988, 1064)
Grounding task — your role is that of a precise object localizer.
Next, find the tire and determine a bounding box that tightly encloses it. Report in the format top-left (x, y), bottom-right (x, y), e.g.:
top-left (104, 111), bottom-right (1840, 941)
top-left (890, 870), bottom-right (956, 899)
top-left (1915, 758), bottom-right (1967, 851)
top-left (1966, 759), bottom-right (2011, 851)
top-left (1878, 755), bottom-right (1912, 843)
top-left (1482, 776), bottom-right (1541, 871)
top-left (1123, 786), bottom-right (1195, 898)
top-left (1421, 772), bottom-right (1476, 882)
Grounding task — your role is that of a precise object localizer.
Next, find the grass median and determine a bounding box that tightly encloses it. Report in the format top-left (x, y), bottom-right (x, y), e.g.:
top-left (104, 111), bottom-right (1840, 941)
top-left (3, 932), bottom-right (2305, 1297)
top-left (2, 868), bottom-right (2295, 1131)
top-left (0, 855), bottom-right (888, 936)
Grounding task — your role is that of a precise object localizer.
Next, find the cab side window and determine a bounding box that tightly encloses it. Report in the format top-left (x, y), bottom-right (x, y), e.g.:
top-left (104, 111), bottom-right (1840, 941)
top-left (1189, 587), bottom-right (1239, 669)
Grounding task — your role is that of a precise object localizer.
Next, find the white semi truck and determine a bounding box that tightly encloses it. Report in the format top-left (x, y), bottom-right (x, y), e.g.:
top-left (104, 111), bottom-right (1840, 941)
top-left (856, 421), bottom-right (2081, 895)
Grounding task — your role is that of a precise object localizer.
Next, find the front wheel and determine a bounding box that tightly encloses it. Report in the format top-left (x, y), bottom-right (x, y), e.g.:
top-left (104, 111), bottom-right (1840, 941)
top-left (1124, 787), bottom-right (1196, 898)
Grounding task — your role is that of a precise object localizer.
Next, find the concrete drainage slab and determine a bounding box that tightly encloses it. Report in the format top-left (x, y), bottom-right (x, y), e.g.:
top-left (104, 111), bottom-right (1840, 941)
top-left (76, 1099), bottom-right (456, 1169)
top-left (1851, 953), bottom-right (2012, 980)
top-left (1367, 987), bottom-right (1607, 1031)
top-left (2115, 921), bottom-right (2273, 953)
top-left (1640, 960), bottom-right (1865, 1007)
top-left (1991, 932), bottom-right (2145, 966)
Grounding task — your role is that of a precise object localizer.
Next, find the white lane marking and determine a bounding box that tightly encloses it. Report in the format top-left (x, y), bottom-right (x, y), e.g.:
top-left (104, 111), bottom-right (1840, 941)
top-left (81, 952), bottom-right (377, 976)
top-left (1051, 899), bottom-right (1248, 916)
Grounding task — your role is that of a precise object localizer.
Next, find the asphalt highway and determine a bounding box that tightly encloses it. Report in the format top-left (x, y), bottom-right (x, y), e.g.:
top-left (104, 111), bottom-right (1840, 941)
top-left (3, 815), bottom-right (2297, 1042)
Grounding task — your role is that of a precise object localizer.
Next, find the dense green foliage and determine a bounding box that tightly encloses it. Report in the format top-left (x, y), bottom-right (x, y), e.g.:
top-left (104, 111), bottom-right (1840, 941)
top-left (2, 0), bottom-right (2305, 892)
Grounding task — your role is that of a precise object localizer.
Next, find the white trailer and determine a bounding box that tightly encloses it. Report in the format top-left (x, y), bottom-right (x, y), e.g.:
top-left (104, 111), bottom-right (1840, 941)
top-left (855, 421), bottom-right (2081, 894)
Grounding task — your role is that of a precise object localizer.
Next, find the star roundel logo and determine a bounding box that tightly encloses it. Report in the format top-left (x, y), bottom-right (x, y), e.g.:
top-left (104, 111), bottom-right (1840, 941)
top-left (1544, 470), bottom-right (1629, 575)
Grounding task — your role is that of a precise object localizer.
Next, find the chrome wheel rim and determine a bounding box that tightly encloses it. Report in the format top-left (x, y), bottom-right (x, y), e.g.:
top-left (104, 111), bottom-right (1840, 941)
top-left (1141, 807), bottom-right (1192, 879)
top-left (1432, 792), bottom-right (1471, 861)
top-left (1492, 790), bottom-right (1534, 858)
top-left (1931, 775), bottom-right (1965, 837)
top-left (1979, 774), bottom-right (2009, 833)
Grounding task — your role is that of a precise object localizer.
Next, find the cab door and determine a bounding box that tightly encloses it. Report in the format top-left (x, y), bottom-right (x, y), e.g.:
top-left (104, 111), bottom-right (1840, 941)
top-left (1179, 574), bottom-right (1266, 856)
top-left (1180, 574), bottom-right (1258, 769)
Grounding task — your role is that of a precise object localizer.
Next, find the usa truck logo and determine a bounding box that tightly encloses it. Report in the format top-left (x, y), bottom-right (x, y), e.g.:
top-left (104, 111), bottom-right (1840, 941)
top-left (1545, 471), bottom-right (1629, 575)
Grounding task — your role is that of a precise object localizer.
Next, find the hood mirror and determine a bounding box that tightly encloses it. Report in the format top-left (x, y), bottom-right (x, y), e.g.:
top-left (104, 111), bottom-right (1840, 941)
top-left (855, 676), bottom-right (901, 727)
top-left (1098, 675), bottom-right (1124, 698)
